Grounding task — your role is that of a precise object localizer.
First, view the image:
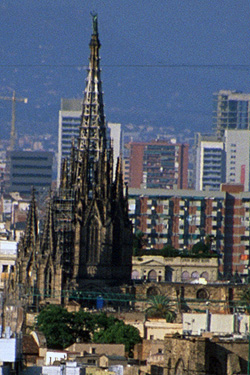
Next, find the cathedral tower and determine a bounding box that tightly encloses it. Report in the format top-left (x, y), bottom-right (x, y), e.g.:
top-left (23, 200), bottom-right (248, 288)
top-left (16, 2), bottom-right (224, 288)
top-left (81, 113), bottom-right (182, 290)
top-left (13, 15), bottom-right (133, 307)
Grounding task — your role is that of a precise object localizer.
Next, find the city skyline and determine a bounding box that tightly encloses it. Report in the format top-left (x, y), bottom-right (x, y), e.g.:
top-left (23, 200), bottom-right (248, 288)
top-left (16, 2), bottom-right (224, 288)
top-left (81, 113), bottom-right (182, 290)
top-left (1, 1), bottom-right (250, 140)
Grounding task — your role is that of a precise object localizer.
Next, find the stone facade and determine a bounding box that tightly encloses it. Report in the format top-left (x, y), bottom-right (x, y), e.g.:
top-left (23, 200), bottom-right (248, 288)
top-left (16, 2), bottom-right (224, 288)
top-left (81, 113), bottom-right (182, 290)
top-left (133, 281), bottom-right (245, 314)
top-left (132, 255), bottom-right (219, 283)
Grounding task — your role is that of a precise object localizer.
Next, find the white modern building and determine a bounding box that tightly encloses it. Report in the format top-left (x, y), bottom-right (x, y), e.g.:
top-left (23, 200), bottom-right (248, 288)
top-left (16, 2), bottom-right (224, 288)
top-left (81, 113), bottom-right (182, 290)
top-left (224, 129), bottom-right (250, 191)
top-left (194, 133), bottom-right (225, 191)
top-left (107, 122), bottom-right (122, 177)
top-left (0, 335), bottom-right (22, 374)
top-left (0, 240), bottom-right (17, 290)
top-left (57, 99), bottom-right (82, 186)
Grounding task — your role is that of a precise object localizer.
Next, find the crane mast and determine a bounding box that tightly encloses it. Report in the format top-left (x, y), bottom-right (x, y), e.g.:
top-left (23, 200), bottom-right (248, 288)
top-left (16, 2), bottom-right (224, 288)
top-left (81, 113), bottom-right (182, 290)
top-left (0, 91), bottom-right (28, 151)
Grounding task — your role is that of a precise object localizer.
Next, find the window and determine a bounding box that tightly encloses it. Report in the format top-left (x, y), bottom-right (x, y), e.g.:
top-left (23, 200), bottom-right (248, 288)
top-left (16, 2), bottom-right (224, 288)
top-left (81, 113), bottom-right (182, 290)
top-left (197, 288), bottom-right (209, 300)
top-left (148, 269), bottom-right (157, 281)
top-left (92, 348), bottom-right (96, 354)
top-left (2, 265), bottom-right (8, 273)
top-left (181, 271), bottom-right (190, 282)
top-left (191, 271), bottom-right (199, 280)
top-left (201, 272), bottom-right (209, 280)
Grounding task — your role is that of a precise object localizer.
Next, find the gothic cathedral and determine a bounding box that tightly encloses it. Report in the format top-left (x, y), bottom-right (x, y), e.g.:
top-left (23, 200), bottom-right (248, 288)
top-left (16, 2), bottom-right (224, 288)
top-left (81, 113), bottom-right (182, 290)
top-left (12, 15), bottom-right (133, 308)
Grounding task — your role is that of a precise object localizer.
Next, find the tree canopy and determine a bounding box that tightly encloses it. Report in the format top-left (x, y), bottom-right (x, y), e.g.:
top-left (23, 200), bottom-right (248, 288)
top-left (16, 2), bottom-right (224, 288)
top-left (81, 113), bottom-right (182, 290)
top-left (35, 304), bottom-right (74, 349)
top-left (93, 320), bottom-right (141, 354)
top-left (35, 305), bottom-right (141, 353)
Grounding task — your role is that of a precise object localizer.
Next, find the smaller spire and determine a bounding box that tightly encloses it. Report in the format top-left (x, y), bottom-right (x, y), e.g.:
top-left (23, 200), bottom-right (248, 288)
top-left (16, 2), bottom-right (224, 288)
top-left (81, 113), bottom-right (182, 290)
top-left (23, 188), bottom-right (38, 251)
top-left (41, 197), bottom-right (55, 256)
top-left (115, 157), bottom-right (124, 200)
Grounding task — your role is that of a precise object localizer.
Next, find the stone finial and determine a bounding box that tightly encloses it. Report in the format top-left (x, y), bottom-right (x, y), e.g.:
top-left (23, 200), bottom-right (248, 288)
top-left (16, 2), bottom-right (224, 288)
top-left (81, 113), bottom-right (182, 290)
top-left (91, 12), bottom-right (98, 35)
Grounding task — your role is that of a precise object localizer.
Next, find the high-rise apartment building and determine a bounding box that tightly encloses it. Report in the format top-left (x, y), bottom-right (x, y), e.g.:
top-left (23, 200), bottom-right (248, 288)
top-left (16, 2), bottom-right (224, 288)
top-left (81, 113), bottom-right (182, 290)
top-left (128, 183), bottom-right (249, 280)
top-left (106, 122), bottom-right (122, 177)
top-left (194, 133), bottom-right (225, 191)
top-left (57, 99), bottom-right (82, 186)
top-left (224, 129), bottom-right (250, 191)
top-left (213, 90), bottom-right (250, 138)
top-left (128, 140), bottom-right (189, 190)
top-left (9, 151), bottom-right (53, 195)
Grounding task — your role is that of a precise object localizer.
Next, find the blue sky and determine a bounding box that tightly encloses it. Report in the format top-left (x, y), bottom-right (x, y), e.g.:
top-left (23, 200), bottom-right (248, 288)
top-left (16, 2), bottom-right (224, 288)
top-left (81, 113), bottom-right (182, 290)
top-left (1, 0), bottom-right (250, 139)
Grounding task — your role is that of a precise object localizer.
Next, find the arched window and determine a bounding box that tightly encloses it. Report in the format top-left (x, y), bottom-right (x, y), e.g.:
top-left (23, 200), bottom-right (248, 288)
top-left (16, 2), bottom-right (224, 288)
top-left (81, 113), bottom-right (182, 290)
top-left (181, 271), bottom-right (190, 282)
top-left (45, 268), bottom-right (52, 297)
top-left (147, 287), bottom-right (160, 297)
top-left (148, 269), bottom-right (157, 281)
top-left (87, 219), bottom-right (99, 263)
top-left (131, 270), bottom-right (140, 280)
top-left (191, 271), bottom-right (199, 280)
top-left (201, 271), bottom-right (209, 280)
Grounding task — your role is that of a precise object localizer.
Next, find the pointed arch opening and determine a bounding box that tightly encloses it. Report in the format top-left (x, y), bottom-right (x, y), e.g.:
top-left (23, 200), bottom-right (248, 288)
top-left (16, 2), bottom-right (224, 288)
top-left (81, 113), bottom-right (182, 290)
top-left (44, 267), bottom-right (53, 298)
top-left (112, 216), bottom-right (122, 266)
top-left (87, 217), bottom-right (100, 264)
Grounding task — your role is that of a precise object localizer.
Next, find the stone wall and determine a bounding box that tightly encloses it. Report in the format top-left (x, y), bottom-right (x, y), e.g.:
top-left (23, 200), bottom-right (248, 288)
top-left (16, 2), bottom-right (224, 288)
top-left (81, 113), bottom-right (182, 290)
top-left (163, 334), bottom-right (248, 375)
top-left (133, 282), bottom-right (245, 314)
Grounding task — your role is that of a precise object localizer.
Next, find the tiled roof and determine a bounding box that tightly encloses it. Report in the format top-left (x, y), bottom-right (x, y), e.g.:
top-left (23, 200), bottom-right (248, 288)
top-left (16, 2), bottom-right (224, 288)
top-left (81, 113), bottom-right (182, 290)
top-left (23, 335), bottom-right (39, 355)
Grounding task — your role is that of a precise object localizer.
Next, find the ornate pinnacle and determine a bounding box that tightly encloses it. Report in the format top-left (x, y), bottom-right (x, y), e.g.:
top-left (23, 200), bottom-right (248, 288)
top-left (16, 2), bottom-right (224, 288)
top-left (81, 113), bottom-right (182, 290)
top-left (91, 12), bottom-right (98, 35)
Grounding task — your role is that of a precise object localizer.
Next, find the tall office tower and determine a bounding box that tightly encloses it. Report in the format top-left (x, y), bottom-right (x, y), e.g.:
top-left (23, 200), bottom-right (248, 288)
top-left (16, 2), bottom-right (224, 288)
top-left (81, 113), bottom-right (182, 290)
top-left (224, 129), bottom-right (250, 191)
top-left (128, 140), bottom-right (189, 189)
top-left (13, 15), bottom-right (132, 308)
top-left (107, 122), bottom-right (122, 177)
top-left (9, 151), bottom-right (53, 195)
top-left (57, 99), bottom-right (82, 186)
top-left (194, 133), bottom-right (225, 191)
top-left (213, 90), bottom-right (250, 138)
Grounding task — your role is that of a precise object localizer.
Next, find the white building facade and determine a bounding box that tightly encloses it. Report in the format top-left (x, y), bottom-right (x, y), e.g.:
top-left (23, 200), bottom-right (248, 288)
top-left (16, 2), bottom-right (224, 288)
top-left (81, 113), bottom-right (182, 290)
top-left (194, 133), bottom-right (225, 191)
top-left (57, 99), bottom-right (83, 186)
top-left (225, 129), bottom-right (250, 191)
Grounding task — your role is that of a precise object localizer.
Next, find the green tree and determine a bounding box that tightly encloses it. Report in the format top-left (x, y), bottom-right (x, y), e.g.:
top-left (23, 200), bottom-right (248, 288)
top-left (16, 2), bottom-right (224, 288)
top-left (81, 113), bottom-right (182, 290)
top-left (71, 310), bottom-right (96, 343)
top-left (35, 304), bottom-right (74, 349)
top-left (161, 244), bottom-right (179, 257)
top-left (133, 230), bottom-right (147, 256)
top-left (191, 241), bottom-right (209, 255)
top-left (93, 320), bottom-right (141, 355)
top-left (92, 312), bottom-right (119, 330)
top-left (145, 294), bottom-right (176, 322)
top-left (35, 307), bottom-right (142, 354)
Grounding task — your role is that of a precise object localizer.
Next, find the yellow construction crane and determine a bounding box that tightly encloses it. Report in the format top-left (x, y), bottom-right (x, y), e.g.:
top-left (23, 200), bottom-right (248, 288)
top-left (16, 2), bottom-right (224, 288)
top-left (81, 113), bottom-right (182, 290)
top-left (0, 91), bottom-right (28, 151)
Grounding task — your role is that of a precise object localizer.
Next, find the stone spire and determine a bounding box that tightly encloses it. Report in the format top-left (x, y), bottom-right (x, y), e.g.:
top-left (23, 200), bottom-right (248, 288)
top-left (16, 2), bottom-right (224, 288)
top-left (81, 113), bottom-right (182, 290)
top-left (41, 197), bottom-right (55, 256)
top-left (115, 157), bottom-right (124, 201)
top-left (76, 13), bottom-right (107, 192)
top-left (23, 188), bottom-right (38, 252)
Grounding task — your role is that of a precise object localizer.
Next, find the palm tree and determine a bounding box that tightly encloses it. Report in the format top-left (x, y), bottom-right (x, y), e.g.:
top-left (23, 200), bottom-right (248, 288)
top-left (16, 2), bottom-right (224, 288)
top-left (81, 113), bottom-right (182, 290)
top-left (145, 294), bottom-right (176, 322)
top-left (239, 287), bottom-right (250, 313)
